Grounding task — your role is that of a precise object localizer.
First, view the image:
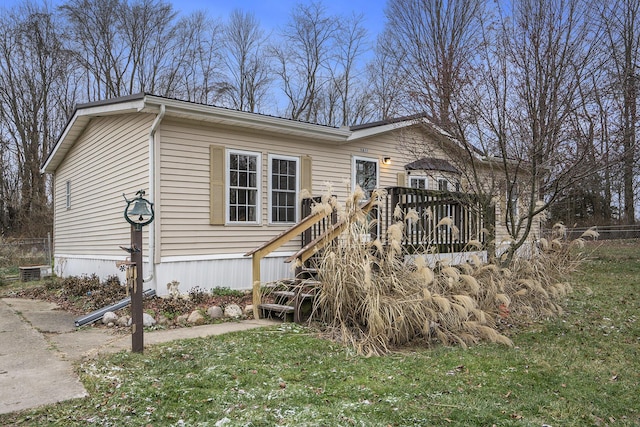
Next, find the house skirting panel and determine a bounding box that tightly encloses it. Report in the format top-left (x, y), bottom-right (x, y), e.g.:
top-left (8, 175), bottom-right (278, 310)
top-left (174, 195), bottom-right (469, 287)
top-left (54, 253), bottom-right (295, 296)
top-left (405, 250), bottom-right (487, 266)
top-left (54, 254), bottom-right (136, 284)
top-left (154, 254), bottom-right (295, 294)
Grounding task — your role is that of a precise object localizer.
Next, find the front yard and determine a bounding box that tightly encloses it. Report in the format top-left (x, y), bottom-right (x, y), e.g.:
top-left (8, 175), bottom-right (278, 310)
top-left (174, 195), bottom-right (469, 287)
top-left (0, 240), bottom-right (639, 426)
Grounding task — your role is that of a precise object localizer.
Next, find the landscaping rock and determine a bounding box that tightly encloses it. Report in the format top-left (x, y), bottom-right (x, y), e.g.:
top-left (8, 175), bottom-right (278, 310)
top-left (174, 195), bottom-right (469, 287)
top-left (142, 313), bottom-right (156, 327)
top-left (156, 314), bottom-right (169, 326)
top-left (102, 311), bottom-right (118, 325)
top-left (187, 310), bottom-right (205, 325)
top-left (116, 315), bottom-right (130, 327)
top-left (224, 304), bottom-right (242, 318)
top-left (243, 304), bottom-right (254, 314)
top-left (176, 314), bottom-right (189, 325)
top-left (207, 305), bottom-right (223, 319)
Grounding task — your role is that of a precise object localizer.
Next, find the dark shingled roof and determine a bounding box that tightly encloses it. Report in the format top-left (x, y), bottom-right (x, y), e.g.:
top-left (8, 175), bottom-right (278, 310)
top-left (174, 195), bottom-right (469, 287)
top-left (404, 157), bottom-right (460, 174)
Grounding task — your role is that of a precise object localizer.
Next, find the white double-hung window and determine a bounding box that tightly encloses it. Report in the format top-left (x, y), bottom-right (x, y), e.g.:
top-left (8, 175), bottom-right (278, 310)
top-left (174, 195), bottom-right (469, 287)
top-left (269, 154), bottom-right (299, 224)
top-left (227, 150), bottom-right (261, 224)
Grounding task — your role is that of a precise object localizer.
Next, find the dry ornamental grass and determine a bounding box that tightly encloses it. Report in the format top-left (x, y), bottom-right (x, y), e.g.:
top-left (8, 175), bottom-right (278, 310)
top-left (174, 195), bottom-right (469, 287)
top-left (312, 189), bottom-right (595, 355)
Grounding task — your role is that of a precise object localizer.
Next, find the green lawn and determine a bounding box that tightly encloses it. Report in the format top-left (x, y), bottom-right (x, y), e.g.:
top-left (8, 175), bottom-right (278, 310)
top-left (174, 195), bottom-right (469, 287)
top-left (2, 241), bottom-right (639, 426)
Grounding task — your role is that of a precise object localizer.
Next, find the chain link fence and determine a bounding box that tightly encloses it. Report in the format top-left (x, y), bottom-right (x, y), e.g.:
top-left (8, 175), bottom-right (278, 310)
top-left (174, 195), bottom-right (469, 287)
top-left (0, 235), bottom-right (52, 281)
top-left (543, 224), bottom-right (640, 240)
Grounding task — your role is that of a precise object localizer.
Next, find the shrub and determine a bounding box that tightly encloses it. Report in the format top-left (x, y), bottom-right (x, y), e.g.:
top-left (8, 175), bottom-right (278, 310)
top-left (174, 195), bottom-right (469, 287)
top-left (54, 274), bottom-right (126, 311)
top-left (210, 286), bottom-right (244, 297)
top-left (188, 286), bottom-right (209, 304)
top-left (156, 297), bottom-right (193, 320)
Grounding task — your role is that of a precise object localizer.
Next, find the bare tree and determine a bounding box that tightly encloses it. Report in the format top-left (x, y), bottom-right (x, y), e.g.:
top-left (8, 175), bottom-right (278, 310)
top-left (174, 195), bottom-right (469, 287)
top-left (468, 0), bottom-right (598, 261)
top-left (272, 2), bottom-right (339, 122)
top-left (168, 11), bottom-right (225, 104)
top-left (389, 0), bottom-right (601, 262)
top-left (61, 0), bottom-right (199, 101)
top-left (119, 0), bottom-right (178, 95)
top-left (60, 0), bottom-right (127, 100)
top-left (368, 30), bottom-right (409, 120)
top-left (220, 9), bottom-right (272, 112)
top-left (332, 13), bottom-right (372, 126)
top-left (597, 0), bottom-right (640, 224)
top-left (0, 4), bottom-right (74, 235)
top-left (384, 0), bottom-right (484, 131)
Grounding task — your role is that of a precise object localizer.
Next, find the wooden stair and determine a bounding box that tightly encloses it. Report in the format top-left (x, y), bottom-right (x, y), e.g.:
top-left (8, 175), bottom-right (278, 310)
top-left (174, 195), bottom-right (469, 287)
top-left (259, 278), bottom-right (319, 323)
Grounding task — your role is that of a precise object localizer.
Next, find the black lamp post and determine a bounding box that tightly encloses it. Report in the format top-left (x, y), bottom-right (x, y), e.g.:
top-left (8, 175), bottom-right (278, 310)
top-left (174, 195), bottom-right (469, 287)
top-left (123, 189), bottom-right (154, 353)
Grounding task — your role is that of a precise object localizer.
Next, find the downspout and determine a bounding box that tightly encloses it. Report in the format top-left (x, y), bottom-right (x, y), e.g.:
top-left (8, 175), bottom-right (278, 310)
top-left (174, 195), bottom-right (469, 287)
top-left (144, 104), bottom-right (165, 285)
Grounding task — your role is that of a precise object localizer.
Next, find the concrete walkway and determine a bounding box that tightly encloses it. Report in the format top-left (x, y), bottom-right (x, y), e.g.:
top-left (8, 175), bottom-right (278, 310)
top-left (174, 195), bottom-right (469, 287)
top-left (0, 298), bottom-right (277, 415)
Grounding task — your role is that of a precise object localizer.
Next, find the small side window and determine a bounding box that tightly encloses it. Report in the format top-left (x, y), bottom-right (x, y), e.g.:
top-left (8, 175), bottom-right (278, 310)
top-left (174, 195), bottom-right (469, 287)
top-left (410, 176), bottom-right (428, 189)
top-left (65, 180), bottom-right (71, 209)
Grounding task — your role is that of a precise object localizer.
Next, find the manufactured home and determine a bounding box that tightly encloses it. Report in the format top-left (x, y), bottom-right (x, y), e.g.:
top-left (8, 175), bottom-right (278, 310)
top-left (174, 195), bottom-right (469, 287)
top-left (41, 93), bottom-right (523, 295)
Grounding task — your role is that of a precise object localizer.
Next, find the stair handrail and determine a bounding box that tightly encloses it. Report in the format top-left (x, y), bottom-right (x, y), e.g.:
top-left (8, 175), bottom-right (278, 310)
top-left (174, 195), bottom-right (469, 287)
top-left (244, 201), bottom-right (336, 319)
top-left (285, 197), bottom-right (376, 265)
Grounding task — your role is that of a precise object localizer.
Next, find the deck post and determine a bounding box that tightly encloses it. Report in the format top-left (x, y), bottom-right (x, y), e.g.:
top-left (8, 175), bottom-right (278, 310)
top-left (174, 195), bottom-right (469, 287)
top-left (252, 253), bottom-right (261, 319)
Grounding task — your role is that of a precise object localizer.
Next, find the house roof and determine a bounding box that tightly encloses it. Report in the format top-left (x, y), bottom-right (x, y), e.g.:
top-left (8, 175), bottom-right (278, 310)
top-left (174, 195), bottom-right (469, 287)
top-left (41, 94), bottom-right (471, 173)
top-left (42, 93), bottom-right (353, 173)
top-left (405, 157), bottom-right (461, 174)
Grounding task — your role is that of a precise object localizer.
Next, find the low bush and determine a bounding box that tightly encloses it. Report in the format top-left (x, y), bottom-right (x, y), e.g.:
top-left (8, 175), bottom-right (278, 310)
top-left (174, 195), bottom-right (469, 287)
top-left (210, 286), bottom-right (245, 297)
top-left (155, 296), bottom-right (194, 320)
top-left (187, 286), bottom-right (209, 304)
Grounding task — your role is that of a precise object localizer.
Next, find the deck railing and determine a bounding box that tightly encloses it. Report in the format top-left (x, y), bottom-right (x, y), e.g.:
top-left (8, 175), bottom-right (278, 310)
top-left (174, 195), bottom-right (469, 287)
top-left (300, 196), bottom-right (338, 247)
top-left (246, 188), bottom-right (493, 318)
top-left (381, 187), bottom-right (491, 254)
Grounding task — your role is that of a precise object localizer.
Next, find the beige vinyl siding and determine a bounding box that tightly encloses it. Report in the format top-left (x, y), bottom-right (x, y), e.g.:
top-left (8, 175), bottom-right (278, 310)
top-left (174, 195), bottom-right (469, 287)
top-left (53, 114), bottom-right (153, 255)
top-left (158, 119), bottom-right (424, 258)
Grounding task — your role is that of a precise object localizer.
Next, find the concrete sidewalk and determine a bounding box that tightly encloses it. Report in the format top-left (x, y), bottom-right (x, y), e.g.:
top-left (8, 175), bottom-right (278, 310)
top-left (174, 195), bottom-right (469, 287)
top-left (0, 298), bottom-right (277, 415)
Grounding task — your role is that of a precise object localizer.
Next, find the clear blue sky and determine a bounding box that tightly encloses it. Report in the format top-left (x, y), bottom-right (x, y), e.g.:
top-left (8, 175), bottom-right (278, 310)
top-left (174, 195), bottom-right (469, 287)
top-left (183, 0), bottom-right (387, 37)
top-left (0, 0), bottom-right (388, 39)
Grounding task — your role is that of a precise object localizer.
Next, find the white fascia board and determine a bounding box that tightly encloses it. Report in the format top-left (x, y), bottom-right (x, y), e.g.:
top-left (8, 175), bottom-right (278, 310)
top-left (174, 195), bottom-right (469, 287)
top-left (41, 110), bottom-right (82, 173)
top-left (142, 96), bottom-right (351, 142)
top-left (346, 120), bottom-right (418, 141)
top-left (76, 99), bottom-right (146, 117)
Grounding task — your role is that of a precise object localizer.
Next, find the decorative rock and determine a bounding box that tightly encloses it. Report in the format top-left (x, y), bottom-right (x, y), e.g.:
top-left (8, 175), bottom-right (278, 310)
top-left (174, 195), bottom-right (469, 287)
top-left (116, 315), bottom-right (130, 327)
top-left (207, 305), bottom-right (223, 319)
top-left (176, 314), bottom-right (189, 325)
top-left (102, 311), bottom-right (118, 325)
top-left (143, 312), bottom-right (156, 327)
top-left (187, 310), bottom-right (205, 325)
top-left (107, 322), bottom-right (115, 328)
top-left (156, 315), bottom-right (169, 326)
top-left (224, 304), bottom-right (243, 319)
top-left (243, 304), bottom-right (254, 314)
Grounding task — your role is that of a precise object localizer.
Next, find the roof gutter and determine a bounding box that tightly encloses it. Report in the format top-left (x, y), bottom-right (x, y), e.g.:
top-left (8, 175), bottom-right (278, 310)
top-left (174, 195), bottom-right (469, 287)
top-left (144, 102), bottom-right (165, 286)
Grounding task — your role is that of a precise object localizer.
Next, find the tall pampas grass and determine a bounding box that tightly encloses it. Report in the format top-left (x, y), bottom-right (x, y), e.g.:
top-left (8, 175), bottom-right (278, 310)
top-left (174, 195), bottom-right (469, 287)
top-left (312, 192), bottom-right (587, 355)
